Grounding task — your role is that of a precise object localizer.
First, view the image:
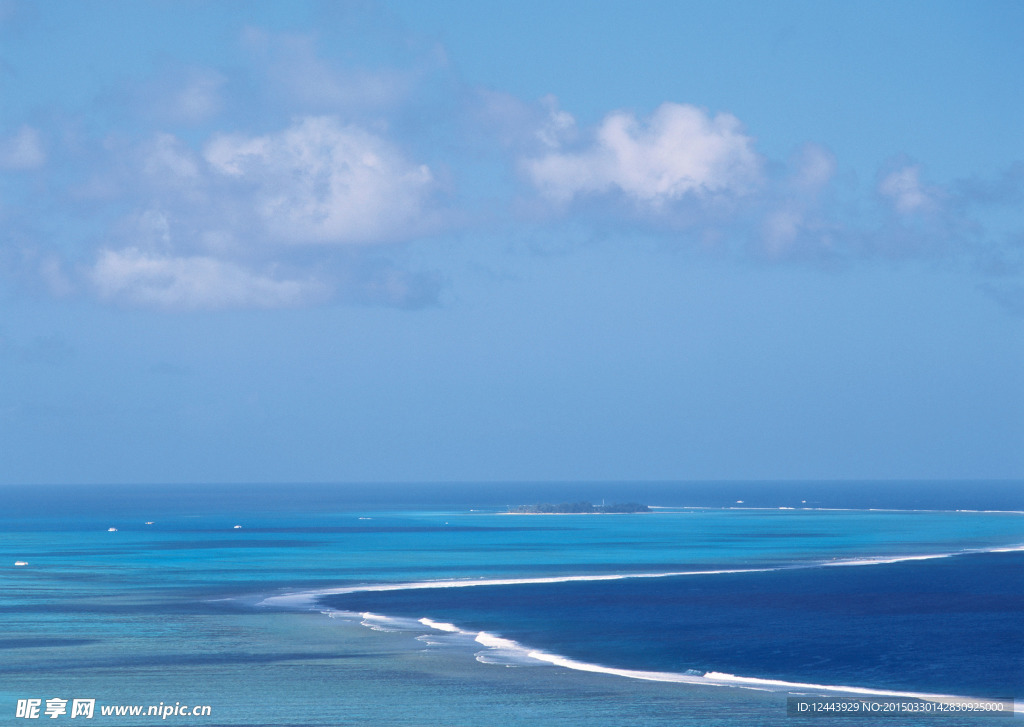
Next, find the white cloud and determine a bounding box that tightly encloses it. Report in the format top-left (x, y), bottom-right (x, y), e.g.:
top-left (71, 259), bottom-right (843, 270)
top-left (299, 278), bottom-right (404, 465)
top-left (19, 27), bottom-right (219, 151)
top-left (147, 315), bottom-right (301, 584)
top-left (72, 119), bottom-right (445, 310)
top-left (144, 133), bottom-right (200, 180)
top-left (135, 209), bottom-right (173, 248)
top-left (791, 143), bottom-right (836, 193)
top-left (136, 68), bottom-right (227, 125)
top-left (879, 165), bottom-right (935, 215)
top-left (761, 208), bottom-right (805, 255)
top-left (204, 116), bottom-right (437, 244)
top-left (759, 144), bottom-right (838, 256)
top-left (471, 91), bottom-right (577, 153)
top-left (172, 70), bottom-right (226, 123)
top-left (535, 94), bottom-right (576, 149)
top-left (525, 103), bottom-right (761, 207)
top-left (91, 248), bottom-right (329, 310)
top-left (0, 125), bottom-right (45, 169)
top-left (39, 255), bottom-right (75, 297)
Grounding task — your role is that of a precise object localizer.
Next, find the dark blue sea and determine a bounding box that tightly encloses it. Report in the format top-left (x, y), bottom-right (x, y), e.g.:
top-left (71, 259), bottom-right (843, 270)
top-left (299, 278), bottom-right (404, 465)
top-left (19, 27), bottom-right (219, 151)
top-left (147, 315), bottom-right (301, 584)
top-left (2, 481), bottom-right (1022, 725)
top-left (326, 551), bottom-right (1023, 697)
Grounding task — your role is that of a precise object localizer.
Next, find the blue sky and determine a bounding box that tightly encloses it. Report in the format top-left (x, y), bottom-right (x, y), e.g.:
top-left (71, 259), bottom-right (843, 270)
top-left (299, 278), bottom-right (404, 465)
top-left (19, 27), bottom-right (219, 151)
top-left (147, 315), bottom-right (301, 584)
top-left (1, 0), bottom-right (1021, 485)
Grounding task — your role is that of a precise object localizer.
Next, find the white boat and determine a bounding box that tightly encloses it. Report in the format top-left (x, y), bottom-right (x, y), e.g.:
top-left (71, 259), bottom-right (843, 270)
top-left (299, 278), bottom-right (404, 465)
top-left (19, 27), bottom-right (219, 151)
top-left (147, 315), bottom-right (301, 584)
top-left (107, 527), bottom-right (118, 532)
top-left (14, 561), bottom-right (28, 566)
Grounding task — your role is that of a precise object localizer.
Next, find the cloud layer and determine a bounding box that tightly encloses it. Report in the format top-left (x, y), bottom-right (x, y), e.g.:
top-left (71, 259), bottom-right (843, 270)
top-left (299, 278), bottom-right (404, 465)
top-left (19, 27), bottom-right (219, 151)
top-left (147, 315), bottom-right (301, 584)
top-left (75, 114), bottom-right (446, 309)
top-left (1, 22), bottom-right (1021, 313)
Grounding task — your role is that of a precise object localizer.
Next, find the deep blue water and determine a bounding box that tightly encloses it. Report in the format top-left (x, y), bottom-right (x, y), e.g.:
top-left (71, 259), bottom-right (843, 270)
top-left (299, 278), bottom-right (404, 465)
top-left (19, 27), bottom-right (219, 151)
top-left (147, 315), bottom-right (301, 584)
top-left (325, 551), bottom-right (1024, 697)
top-left (2, 481), bottom-right (1022, 726)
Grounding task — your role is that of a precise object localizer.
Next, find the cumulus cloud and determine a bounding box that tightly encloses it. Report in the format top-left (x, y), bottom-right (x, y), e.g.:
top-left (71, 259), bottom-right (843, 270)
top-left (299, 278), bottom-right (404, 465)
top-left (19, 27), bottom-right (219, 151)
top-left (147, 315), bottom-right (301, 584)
top-left (76, 116), bottom-right (446, 310)
top-left (91, 248), bottom-right (330, 310)
top-left (0, 125), bottom-right (45, 169)
top-left (204, 116), bottom-right (439, 244)
top-left (525, 102), bottom-right (761, 208)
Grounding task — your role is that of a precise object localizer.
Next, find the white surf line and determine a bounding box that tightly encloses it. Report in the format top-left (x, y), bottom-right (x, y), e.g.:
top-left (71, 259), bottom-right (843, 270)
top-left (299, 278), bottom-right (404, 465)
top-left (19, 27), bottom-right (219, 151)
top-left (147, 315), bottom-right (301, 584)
top-left (256, 567), bottom-right (773, 609)
top-left (256, 542), bottom-right (1024, 610)
top-left (529, 652), bottom-right (1021, 712)
top-left (344, 611), bottom-right (1020, 712)
top-left (822, 543), bottom-right (1024, 567)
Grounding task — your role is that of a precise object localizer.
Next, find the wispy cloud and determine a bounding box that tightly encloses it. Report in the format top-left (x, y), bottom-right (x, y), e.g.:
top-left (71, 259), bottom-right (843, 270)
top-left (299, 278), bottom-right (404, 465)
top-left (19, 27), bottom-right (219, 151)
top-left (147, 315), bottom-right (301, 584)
top-left (137, 68), bottom-right (228, 126)
top-left (90, 248), bottom-right (330, 310)
top-left (239, 27), bottom-right (418, 115)
top-left (0, 125), bottom-right (45, 169)
top-left (758, 143), bottom-right (839, 258)
top-left (878, 164), bottom-right (937, 215)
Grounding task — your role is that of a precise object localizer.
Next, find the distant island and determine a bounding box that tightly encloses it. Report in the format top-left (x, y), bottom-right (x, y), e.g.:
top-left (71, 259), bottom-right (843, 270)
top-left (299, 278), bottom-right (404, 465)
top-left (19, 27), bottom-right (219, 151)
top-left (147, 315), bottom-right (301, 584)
top-left (508, 502), bottom-right (650, 514)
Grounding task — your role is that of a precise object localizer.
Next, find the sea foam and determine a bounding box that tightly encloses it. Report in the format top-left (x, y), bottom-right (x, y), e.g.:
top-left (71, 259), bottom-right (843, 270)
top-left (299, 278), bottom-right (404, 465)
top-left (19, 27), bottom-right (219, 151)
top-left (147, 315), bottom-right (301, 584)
top-left (256, 543), bottom-right (1024, 712)
top-left (407, 610), bottom-right (1021, 710)
top-left (256, 541), bottom-right (1024, 610)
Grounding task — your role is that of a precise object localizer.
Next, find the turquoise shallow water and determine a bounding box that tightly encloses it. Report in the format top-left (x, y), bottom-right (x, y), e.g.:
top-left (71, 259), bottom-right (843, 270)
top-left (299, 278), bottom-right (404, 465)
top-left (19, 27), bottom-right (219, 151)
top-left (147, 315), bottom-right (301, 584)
top-left (2, 482), bottom-right (1022, 725)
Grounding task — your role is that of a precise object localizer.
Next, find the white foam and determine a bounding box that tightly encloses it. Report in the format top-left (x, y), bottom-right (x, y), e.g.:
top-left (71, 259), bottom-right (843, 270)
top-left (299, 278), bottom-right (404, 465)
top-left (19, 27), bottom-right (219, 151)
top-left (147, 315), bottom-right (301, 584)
top-left (474, 631), bottom-right (520, 650)
top-left (359, 613), bottom-right (405, 632)
top-left (416, 635), bottom-right (451, 646)
top-left (259, 591), bottom-right (321, 609)
top-left (420, 618), bottom-right (462, 633)
top-left (823, 553), bottom-right (956, 567)
top-left (473, 631), bottom-right (546, 667)
top-left (824, 544), bottom-right (1024, 567)
top-left (257, 568), bottom-right (772, 609)
top-left (307, 596), bottom-right (1023, 711)
top-left (524, 649), bottom-right (1016, 708)
top-left (989, 544), bottom-right (1024, 553)
top-left (345, 611), bottom-right (427, 632)
top-left (257, 540), bottom-right (1024, 611)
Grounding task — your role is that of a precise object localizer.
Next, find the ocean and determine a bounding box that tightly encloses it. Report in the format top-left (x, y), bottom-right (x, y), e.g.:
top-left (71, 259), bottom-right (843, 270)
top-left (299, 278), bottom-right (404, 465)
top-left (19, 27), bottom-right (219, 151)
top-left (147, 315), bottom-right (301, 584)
top-left (1, 481), bottom-right (1022, 726)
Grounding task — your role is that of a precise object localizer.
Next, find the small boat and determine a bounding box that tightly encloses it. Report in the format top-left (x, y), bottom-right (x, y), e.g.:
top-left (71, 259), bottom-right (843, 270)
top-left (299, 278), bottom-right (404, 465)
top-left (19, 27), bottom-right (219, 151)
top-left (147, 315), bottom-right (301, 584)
top-left (145, 521), bottom-right (155, 525)
top-left (107, 527), bottom-right (118, 532)
top-left (14, 561), bottom-right (28, 566)
top-left (233, 525), bottom-right (242, 529)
